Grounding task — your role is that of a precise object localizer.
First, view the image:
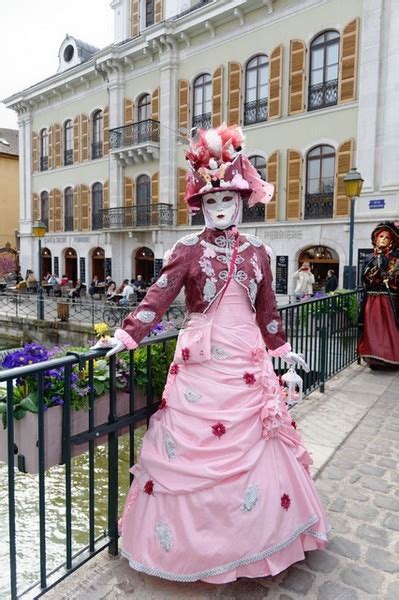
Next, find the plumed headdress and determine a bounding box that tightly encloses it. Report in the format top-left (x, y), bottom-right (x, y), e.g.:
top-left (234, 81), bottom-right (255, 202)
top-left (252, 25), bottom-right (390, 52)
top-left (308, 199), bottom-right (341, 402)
top-left (184, 123), bottom-right (274, 213)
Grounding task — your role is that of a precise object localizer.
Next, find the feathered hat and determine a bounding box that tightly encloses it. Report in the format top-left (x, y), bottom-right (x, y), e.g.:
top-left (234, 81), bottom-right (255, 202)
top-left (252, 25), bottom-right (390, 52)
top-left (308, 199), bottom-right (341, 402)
top-left (184, 123), bottom-right (274, 213)
top-left (371, 221), bottom-right (399, 249)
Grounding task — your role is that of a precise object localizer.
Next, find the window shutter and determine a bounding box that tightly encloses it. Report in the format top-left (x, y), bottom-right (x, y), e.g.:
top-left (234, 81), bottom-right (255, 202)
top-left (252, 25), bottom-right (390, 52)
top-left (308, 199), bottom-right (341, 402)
top-left (152, 87), bottom-right (160, 121)
top-left (131, 0), bottom-right (140, 37)
top-left (54, 123), bottom-right (62, 168)
top-left (103, 106), bottom-right (109, 156)
top-left (73, 185), bottom-right (80, 231)
top-left (151, 172), bottom-right (160, 225)
top-left (212, 65), bottom-right (224, 127)
top-left (125, 176), bottom-right (134, 227)
top-left (81, 114), bottom-right (89, 162)
top-left (80, 184), bottom-right (90, 231)
top-left (177, 168), bottom-right (188, 226)
top-left (32, 193), bottom-right (39, 222)
top-left (178, 80), bottom-right (190, 132)
top-left (289, 40), bottom-right (306, 115)
top-left (334, 139), bottom-right (354, 217)
top-left (266, 151), bottom-right (279, 220)
top-left (73, 116), bottom-right (80, 163)
top-left (48, 125), bottom-right (53, 169)
top-left (32, 132), bottom-right (38, 173)
top-left (286, 149), bottom-right (302, 220)
top-left (54, 188), bottom-right (62, 232)
top-left (125, 98), bottom-right (134, 125)
top-left (339, 18), bottom-right (359, 104)
top-left (49, 189), bottom-right (55, 232)
top-left (155, 0), bottom-right (163, 23)
top-left (269, 45), bottom-right (283, 120)
top-left (227, 61), bottom-right (242, 126)
top-left (103, 180), bottom-right (109, 210)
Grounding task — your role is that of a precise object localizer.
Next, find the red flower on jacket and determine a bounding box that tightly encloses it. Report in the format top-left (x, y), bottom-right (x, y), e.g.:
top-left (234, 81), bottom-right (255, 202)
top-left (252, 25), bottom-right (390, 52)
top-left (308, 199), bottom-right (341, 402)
top-left (291, 420), bottom-right (297, 429)
top-left (144, 480), bottom-right (154, 495)
top-left (243, 372), bottom-right (256, 385)
top-left (212, 422), bottom-right (226, 438)
top-left (181, 347), bottom-right (190, 362)
top-left (170, 363), bottom-right (179, 375)
top-left (159, 398), bottom-right (167, 410)
top-left (281, 493), bottom-right (291, 510)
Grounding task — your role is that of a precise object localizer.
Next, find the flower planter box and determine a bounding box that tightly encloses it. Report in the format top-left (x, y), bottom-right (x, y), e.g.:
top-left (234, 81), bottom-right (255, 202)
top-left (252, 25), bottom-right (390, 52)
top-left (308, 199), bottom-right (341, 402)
top-left (0, 387), bottom-right (154, 474)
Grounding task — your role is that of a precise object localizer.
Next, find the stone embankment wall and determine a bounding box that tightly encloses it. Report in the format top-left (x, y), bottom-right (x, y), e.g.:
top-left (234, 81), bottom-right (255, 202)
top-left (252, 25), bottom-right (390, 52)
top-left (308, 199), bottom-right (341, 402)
top-left (0, 315), bottom-right (93, 348)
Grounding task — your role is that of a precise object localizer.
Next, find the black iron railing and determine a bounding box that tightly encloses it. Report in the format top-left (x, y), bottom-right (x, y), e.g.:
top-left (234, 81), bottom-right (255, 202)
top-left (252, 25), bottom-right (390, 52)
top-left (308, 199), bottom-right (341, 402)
top-left (109, 120), bottom-right (160, 150)
top-left (40, 156), bottom-right (48, 171)
top-left (172, 0), bottom-right (213, 19)
top-left (308, 79), bottom-right (338, 111)
top-left (101, 204), bottom-right (174, 229)
top-left (304, 192), bottom-right (334, 219)
top-left (192, 112), bottom-right (212, 129)
top-left (64, 149), bottom-right (73, 166)
top-left (244, 98), bottom-right (268, 126)
top-left (92, 211), bottom-right (103, 230)
top-left (242, 203), bottom-right (265, 223)
top-left (64, 216), bottom-right (74, 232)
top-left (91, 142), bottom-right (103, 160)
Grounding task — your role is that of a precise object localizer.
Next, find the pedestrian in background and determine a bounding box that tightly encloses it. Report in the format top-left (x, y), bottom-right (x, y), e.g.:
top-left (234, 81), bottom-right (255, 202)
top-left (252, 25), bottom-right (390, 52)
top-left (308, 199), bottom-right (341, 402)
top-left (325, 269), bottom-right (338, 293)
top-left (292, 262), bottom-right (315, 300)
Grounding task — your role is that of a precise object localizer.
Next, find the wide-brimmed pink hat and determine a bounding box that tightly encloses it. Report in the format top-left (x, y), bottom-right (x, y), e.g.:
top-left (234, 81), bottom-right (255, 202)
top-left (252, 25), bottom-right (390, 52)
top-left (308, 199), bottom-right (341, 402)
top-left (184, 123), bottom-right (274, 213)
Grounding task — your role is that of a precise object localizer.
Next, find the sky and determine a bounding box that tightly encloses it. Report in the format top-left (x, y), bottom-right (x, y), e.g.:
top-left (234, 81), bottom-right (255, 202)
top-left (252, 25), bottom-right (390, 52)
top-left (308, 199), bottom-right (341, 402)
top-left (0, 0), bottom-right (113, 129)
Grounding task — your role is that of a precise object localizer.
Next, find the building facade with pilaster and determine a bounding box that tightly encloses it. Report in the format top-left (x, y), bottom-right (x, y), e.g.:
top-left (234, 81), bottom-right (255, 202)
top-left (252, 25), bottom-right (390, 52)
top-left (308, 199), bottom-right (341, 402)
top-left (3, 0), bottom-right (398, 295)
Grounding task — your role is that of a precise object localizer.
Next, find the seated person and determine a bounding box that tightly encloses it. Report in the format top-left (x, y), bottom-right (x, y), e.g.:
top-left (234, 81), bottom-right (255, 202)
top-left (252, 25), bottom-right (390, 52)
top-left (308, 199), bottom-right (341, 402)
top-left (26, 270), bottom-right (38, 294)
top-left (69, 279), bottom-right (85, 302)
top-left (60, 274), bottom-right (70, 287)
top-left (88, 276), bottom-right (99, 298)
top-left (105, 281), bottom-right (117, 301)
top-left (132, 274), bottom-right (146, 301)
top-left (119, 279), bottom-right (134, 306)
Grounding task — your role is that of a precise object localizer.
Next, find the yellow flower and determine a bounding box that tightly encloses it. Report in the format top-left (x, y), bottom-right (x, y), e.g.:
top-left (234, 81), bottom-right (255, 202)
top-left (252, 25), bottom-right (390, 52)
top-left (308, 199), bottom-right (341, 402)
top-left (94, 322), bottom-right (109, 338)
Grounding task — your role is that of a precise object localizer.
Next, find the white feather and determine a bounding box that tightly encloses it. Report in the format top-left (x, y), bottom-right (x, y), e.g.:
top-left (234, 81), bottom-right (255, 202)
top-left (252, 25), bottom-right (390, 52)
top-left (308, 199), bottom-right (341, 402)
top-left (205, 129), bottom-right (222, 156)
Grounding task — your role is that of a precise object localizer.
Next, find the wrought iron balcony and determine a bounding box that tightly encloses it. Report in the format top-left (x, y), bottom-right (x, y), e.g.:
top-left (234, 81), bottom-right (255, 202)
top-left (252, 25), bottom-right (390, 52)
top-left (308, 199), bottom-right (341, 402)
top-left (172, 0), bottom-right (213, 19)
top-left (242, 203), bottom-right (265, 223)
top-left (100, 203), bottom-right (174, 230)
top-left (308, 79), bottom-right (338, 111)
top-left (40, 156), bottom-right (48, 171)
top-left (109, 119), bottom-right (160, 165)
top-left (304, 192), bottom-right (334, 219)
top-left (244, 99), bottom-right (268, 126)
top-left (64, 216), bottom-right (74, 232)
top-left (91, 142), bottom-right (103, 160)
top-left (192, 113), bottom-right (212, 130)
top-left (64, 149), bottom-right (73, 166)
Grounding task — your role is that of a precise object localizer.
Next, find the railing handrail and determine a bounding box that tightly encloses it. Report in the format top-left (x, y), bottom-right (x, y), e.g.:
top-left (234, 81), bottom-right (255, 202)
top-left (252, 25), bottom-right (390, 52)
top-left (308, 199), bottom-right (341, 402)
top-left (109, 118), bottom-right (160, 135)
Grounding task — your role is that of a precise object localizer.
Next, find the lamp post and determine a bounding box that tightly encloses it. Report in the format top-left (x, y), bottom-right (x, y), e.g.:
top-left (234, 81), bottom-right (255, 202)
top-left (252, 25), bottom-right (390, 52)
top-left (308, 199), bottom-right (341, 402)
top-left (343, 168), bottom-right (364, 289)
top-left (32, 220), bottom-right (47, 320)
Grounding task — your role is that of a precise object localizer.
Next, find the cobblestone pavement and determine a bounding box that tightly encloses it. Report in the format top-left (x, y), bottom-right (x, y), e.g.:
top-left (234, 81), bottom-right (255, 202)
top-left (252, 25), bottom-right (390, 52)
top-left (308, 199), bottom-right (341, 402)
top-left (45, 365), bottom-right (399, 600)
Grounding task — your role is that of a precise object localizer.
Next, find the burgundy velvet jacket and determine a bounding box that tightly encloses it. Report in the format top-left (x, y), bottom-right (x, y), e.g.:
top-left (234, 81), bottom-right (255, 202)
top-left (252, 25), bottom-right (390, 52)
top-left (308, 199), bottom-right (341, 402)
top-left (116, 228), bottom-right (290, 355)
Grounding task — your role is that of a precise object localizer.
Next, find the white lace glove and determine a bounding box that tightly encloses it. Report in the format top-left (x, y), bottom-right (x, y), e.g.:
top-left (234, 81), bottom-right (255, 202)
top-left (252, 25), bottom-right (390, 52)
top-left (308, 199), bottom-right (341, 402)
top-left (281, 352), bottom-right (310, 373)
top-left (90, 337), bottom-right (126, 358)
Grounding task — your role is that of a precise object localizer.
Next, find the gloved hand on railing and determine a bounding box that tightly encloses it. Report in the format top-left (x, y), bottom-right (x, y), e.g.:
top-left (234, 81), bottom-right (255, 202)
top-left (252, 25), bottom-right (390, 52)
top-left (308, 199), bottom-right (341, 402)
top-left (280, 351), bottom-right (310, 373)
top-left (90, 336), bottom-right (126, 358)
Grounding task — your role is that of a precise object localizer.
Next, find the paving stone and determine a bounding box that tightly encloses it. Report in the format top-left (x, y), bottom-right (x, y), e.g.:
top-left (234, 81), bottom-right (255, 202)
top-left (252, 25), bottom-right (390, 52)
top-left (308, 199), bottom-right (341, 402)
top-left (382, 513), bottom-right (399, 531)
top-left (345, 440), bottom-right (367, 450)
top-left (324, 466), bottom-right (347, 481)
top-left (278, 595), bottom-right (294, 600)
top-left (279, 568), bottom-right (315, 595)
top-left (317, 581), bottom-right (358, 600)
top-left (329, 459), bottom-right (356, 471)
top-left (357, 464), bottom-right (386, 477)
top-left (328, 536), bottom-right (360, 560)
top-left (374, 494), bottom-right (399, 512)
top-left (340, 487), bottom-right (369, 502)
top-left (218, 579), bottom-right (269, 598)
top-left (389, 470), bottom-right (399, 483)
top-left (346, 504), bottom-right (378, 522)
top-left (377, 457), bottom-right (397, 468)
top-left (387, 581), bottom-right (399, 600)
top-left (366, 547), bottom-right (399, 573)
top-left (340, 565), bottom-right (384, 593)
top-left (330, 516), bottom-right (352, 534)
top-left (355, 524), bottom-right (389, 548)
top-left (360, 476), bottom-right (392, 493)
top-left (304, 550), bottom-right (339, 574)
top-left (348, 473), bottom-right (360, 484)
top-left (329, 498), bottom-right (346, 512)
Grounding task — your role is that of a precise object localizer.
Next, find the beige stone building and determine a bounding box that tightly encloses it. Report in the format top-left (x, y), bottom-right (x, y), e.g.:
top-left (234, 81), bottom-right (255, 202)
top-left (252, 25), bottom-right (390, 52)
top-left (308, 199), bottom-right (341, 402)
top-left (3, 0), bottom-right (398, 294)
top-left (0, 128), bottom-right (19, 276)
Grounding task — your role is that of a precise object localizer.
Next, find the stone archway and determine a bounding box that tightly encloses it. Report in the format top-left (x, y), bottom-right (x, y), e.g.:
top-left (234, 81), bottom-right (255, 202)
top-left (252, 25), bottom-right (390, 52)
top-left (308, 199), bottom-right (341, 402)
top-left (41, 247), bottom-right (52, 279)
top-left (63, 247), bottom-right (77, 284)
top-left (91, 247), bottom-right (105, 281)
top-left (134, 246), bottom-right (154, 284)
top-left (298, 245), bottom-right (339, 291)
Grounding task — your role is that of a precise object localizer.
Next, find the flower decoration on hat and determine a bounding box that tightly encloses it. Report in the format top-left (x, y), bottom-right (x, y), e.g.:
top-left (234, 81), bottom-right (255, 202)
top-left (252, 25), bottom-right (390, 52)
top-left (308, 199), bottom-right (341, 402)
top-left (184, 123), bottom-right (274, 213)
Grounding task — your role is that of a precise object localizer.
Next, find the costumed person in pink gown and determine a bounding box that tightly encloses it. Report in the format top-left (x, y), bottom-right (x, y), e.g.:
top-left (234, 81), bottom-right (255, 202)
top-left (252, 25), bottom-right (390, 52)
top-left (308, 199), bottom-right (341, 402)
top-left (93, 124), bottom-right (329, 583)
top-left (357, 221), bottom-right (399, 368)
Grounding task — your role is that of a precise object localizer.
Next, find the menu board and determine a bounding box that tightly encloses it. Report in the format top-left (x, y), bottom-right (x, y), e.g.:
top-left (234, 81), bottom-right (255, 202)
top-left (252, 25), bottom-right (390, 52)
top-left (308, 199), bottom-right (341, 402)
top-left (53, 256), bottom-right (59, 277)
top-left (79, 257), bottom-right (86, 284)
top-left (275, 255), bottom-right (289, 294)
top-left (357, 248), bottom-right (372, 286)
top-left (105, 258), bottom-right (112, 278)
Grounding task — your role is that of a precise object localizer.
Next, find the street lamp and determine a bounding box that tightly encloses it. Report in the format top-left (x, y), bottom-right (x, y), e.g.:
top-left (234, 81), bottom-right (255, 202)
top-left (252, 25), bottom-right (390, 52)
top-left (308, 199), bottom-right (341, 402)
top-left (344, 168), bottom-right (364, 289)
top-left (32, 220), bottom-right (47, 320)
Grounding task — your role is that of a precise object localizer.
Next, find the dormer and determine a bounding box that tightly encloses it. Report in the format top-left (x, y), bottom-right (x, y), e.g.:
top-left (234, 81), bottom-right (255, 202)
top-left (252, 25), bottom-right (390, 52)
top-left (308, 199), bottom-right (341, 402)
top-left (57, 35), bottom-right (100, 73)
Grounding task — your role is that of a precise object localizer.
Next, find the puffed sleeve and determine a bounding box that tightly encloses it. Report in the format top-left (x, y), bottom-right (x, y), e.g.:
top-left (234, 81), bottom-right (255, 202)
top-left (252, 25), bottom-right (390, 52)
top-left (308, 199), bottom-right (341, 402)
top-left (254, 245), bottom-right (291, 356)
top-left (114, 242), bottom-right (191, 349)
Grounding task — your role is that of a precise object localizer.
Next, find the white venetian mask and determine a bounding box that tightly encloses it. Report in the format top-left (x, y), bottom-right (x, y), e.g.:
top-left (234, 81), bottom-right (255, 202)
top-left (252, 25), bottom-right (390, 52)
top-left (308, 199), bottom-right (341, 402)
top-left (201, 190), bottom-right (241, 230)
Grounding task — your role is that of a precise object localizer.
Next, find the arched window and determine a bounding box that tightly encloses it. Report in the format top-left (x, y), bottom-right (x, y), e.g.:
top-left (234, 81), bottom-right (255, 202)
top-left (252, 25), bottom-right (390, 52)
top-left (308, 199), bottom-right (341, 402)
top-left (138, 94), bottom-right (151, 122)
top-left (244, 55), bottom-right (268, 125)
top-left (40, 191), bottom-right (49, 229)
top-left (92, 110), bottom-right (103, 159)
top-left (145, 0), bottom-right (155, 27)
top-left (64, 187), bottom-right (74, 231)
top-left (136, 174), bottom-right (151, 226)
top-left (92, 182), bottom-right (103, 230)
top-left (63, 120), bottom-right (73, 166)
top-left (192, 74), bottom-right (212, 129)
top-left (305, 145), bottom-right (335, 219)
top-left (40, 129), bottom-right (48, 171)
top-left (308, 30), bottom-right (340, 111)
top-left (242, 155), bottom-right (266, 223)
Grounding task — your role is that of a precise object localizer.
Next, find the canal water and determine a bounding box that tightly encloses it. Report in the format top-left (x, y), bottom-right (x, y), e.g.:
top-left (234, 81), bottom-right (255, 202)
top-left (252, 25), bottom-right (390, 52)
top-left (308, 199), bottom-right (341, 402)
top-left (0, 429), bottom-right (144, 599)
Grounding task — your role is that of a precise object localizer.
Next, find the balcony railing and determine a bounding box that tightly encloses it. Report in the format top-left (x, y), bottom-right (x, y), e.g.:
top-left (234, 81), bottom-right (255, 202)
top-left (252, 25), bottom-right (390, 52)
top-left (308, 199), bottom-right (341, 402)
top-left (172, 0), bottom-right (213, 19)
top-left (304, 192), bottom-right (334, 219)
top-left (64, 149), bottom-right (73, 166)
top-left (242, 203), bottom-right (265, 223)
top-left (244, 98), bottom-right (268, 126)
top-left (109, 120), bottom-right (160, 150)
top-left (40, 156), bottom-right (48, 171)
top-left (308, 79), bottom-right (338, 111)
top-left (64, 216), bottom-right (74, 232)
top-left (100, 204), bottom-right (174, 229)
top-left (192, 112), bottom-right (212, 130)
top-left (91, 142), bottom-right (103, 160)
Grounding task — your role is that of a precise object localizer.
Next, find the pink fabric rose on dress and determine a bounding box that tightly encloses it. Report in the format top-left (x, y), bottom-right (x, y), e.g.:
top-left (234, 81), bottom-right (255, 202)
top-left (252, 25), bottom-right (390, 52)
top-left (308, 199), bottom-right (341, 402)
top-left (243, 372), bottom-right (256, 385)
top-left (212, 422), bottom-right (226, 438)
top-left (281, 493), bottom-right (291, 510)
top-left (251, 347), bottom-right (265, 365)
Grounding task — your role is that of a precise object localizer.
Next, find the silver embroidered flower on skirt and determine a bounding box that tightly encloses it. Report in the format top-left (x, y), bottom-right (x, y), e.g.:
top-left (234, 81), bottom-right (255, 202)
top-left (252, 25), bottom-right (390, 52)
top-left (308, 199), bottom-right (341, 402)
top-left (211, 345), bottom-right (230, 360)
top-left (241, 484), bottom-right (259, 512)
top-left (266, 319), bottom-right (279, 334)
top-left (249, 279), bottom-right (258, 304)
top-left (184, 388), bottom-right (202, 403)
top-left (136, 310), bottom-right (156, 323)
top-left (155, 521), bottom-right (173, 552)
top-left (164, 432), bottom-right (176, 460)
top-left (156, 274), bottom-right (168, 288)
top-left (203, 278), bottom-right (216, 302)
